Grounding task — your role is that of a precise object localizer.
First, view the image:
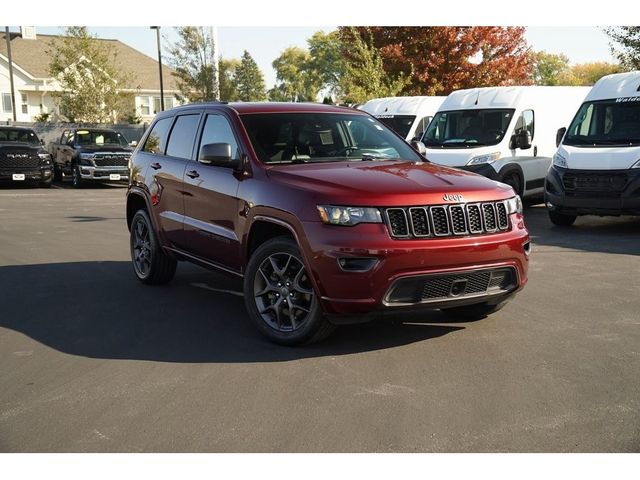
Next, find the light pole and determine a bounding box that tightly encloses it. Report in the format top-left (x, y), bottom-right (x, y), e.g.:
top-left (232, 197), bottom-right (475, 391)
top-left (4, 27), bottom-right (17, 121)
top-left (150, 26), bottom-right (164, 112)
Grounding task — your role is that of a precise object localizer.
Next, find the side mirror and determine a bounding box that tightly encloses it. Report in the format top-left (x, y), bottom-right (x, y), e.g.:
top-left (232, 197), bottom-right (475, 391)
top-left (556, 127), bottom-right (567, 148)
top-left (410, 140), bottom-right (427, 156)
top-left (512, 130), bottom-right (532, 150)
top-left (199, 142), bottom-right (238, 168)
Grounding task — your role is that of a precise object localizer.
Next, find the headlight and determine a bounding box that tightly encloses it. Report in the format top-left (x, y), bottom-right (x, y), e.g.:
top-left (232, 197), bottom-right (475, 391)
top-left (505, 195), bottom-right (523, 215)
top-left (553, 153), bottom-right (567, 168)
top-left (631, 159), bottom-right (640, 169)
top-left (466, 152), bottom-right (500, 166)
top-left (79, 153), bottom-right (95, 165)
top-left (38, 153), bottom-right (52, 165)
top-left (317, 205), bottom-right (382, 226)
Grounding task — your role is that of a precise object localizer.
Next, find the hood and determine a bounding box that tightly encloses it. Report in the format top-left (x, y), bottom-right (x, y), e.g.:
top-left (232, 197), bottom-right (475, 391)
top-left (0, 142), bottom-right (41, 152)
top-left (266, 160), bottom-right (514, 207)
top-left (424, 145), bottom-right (502, 168)
top-left (558, 144), bottom-right (640, 170)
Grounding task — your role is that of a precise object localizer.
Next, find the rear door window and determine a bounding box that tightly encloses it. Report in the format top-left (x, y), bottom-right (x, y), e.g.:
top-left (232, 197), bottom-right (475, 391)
top-left (142, 117), bottom-right (173, 154)
top-left (165, 114), bottom-right (201, 159)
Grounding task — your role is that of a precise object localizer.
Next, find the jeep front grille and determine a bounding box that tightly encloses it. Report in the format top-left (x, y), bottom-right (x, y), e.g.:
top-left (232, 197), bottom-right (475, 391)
top-left (384, 201), bottom-right (511, 239)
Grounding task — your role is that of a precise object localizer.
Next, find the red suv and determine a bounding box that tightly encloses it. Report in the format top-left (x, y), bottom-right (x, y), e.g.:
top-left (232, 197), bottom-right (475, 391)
top-left (126, 102), bottom-right (530, 345)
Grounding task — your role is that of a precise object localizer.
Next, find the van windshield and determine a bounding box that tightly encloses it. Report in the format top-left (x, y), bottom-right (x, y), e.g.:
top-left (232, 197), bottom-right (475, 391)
top-left (422, 109), bottom-right (515, 148)
top-left (240, 112), bottom-right (423, 164)
top-left (563, 99), bottom-right (640, 147)
top-left (374, 115), bottom-right (415, 139)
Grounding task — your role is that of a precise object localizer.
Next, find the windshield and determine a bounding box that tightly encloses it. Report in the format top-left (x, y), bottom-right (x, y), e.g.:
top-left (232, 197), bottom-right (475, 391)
top-left (422, 109), bottom-right (515, 148)
top-left (0, 128), bottom-right (40, 145)
top-left (240, 112), bottom-right (423, 164)
top-left (564, 99), bottom-right (640, 147)
top-left (374, 115), bottom-right (416, 139)
top-left (76, 130), bottom-right (129, 147)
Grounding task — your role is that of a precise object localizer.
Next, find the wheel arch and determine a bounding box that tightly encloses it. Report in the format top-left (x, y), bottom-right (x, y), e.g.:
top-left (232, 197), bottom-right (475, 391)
top-left (497, 163), bottom-right (525, 196)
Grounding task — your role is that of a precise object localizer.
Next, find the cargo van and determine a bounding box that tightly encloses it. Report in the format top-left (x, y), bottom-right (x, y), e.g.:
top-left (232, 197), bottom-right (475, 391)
top-left (359, 96), bottom-right (446, 141)
top-left (545, 71), bottom-right (640, 225)
top-left (421, 86), bottom-right (590, 199)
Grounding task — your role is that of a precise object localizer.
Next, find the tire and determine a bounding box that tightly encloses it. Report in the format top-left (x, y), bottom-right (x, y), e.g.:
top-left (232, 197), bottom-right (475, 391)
top-left (72, 166), bottom-right (83, 188)
top-left (500, 171), bottom-right (523, 197)
top-left (548, 210), bottom-right (576, 227)
top-left (53, 166), bottom-right (62, 182)
top-left (40, 179), bottom-right (52, 188)
top-left (441, 300), bottom-right (508, 320)
top-left (130, 209), bottom-right (177, 285)
top-left (243, 236), bottom-right (335, 345)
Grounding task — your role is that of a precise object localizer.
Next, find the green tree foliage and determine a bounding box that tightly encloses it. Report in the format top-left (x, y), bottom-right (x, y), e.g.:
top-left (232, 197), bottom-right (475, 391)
top-left (168, 27), bottom-right (219, 102)
top-left (48, 26), bottom-right (136, 123)
top-left (271, 47), bottom-right (320, 102)
top-left (219, 58), bottom-right (240, 101)
top-left (306, 31), bottom-right (345, 97)
top-left (558, 62), bottom-right (625, 86)
top-left (235, 50), bottom-right (267, 102)
top-left (606, 27), bottom-right (640, 70)
top-left (338, 28), bottom-right (409, 104)
top-left (532, 51), bottom-right (570, 85)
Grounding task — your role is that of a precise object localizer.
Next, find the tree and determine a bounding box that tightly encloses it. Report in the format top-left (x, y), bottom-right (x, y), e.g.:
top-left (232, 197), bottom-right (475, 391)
top-left (235, 50), bottom-right (267, 102)
top-left (168, 27), bottom-right (219, 102)
top-left (306, 30), bottom-right (345, 97)
top-left (341, 27), bottom-right (533, 96)
top-left (219, 58), bottom-right (240, 101)
top-left (338, 28), bottom-right (409, 104)
top-left (606, 27), bottom-right (640, 70)
top-left (532, 51), bottom-right (570, 85)
top-left (47, 26), bottom-right (135, 123)
top-left (558, 62), bottom-right (625, 86)
top-left (271, 47), bottom-right (319, 102)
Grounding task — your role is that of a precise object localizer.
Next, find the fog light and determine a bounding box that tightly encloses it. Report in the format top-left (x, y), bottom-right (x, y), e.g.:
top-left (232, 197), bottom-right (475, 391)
top-left (337, 257), bottom-right (378, 272)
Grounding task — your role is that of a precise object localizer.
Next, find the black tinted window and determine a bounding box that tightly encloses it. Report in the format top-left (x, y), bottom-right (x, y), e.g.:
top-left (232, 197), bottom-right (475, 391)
top-left (143, 117), bottom-right (173, 154)
top-left (166, 114), bottom-right (201, 159)
top-left (199, 114), bottom-right (239, 159)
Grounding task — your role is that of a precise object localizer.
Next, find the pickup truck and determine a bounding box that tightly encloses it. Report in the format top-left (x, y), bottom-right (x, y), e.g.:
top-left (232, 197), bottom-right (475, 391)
top-left (126, 102), bottom-right (530, 345)
top-left (50, 128), bottom-right (133, 188)
top-left (0, 126), bottom-right (53, 188)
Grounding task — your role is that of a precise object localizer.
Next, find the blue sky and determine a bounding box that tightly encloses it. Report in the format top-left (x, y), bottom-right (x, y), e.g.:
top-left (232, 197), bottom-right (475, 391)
top-left (32, 26), bottom-right (616, 89)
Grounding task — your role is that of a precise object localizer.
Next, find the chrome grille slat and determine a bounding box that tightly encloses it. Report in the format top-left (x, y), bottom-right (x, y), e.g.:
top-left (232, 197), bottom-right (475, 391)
top-left (385, 200), bottom-right (512, 239)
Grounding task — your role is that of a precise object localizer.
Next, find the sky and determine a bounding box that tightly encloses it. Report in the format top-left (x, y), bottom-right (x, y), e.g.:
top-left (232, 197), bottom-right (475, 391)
top-left (31, 26), bottom-right (617, 89)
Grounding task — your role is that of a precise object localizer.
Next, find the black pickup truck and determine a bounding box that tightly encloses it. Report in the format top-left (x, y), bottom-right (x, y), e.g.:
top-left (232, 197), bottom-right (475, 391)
top-left (0, 126), bottom-right (53, 188)
top-left (50, 128), bottom-right (134, 188)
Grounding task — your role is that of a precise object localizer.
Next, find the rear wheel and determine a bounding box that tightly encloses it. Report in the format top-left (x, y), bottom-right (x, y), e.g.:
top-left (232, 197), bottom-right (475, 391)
top-left (243, 237), bottom-right (335, 345)
top-left (548, 210), bottom-right (577, 226)
top-left (441, 301), bottom-right (507, 320)
top-left (130, 209), bottom-right (177, 285)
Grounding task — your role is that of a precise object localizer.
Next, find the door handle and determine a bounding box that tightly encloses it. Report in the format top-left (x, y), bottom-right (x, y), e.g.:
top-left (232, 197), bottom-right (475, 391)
top-left (150, 162), bottom-right (162, 170)
top-left (186, 170), bottom-right (200, 179)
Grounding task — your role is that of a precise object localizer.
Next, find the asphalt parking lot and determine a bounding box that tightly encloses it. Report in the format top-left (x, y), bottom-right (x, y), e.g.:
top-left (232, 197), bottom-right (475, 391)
top-left (0, 183), bottom-right (639, 452)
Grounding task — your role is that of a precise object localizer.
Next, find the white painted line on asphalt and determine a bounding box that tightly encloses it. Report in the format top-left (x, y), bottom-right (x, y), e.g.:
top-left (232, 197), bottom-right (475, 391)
top-left (190, 282), bottom-right (243, 297)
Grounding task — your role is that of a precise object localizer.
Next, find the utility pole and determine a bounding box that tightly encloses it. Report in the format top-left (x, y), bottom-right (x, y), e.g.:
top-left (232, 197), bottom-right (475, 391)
top-left (150, 26), bottom-right (164, 111)
top-left (4, 27), bottom-right (17, 121)
top-left (210, 26), bottom-right (220, 101)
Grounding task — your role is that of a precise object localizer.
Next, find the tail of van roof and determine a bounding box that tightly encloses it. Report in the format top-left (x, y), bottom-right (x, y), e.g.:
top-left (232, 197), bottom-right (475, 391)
top-left (359, 96), bottom-right (446, 116)
top-left (585, 70), bottom-right (640, 102)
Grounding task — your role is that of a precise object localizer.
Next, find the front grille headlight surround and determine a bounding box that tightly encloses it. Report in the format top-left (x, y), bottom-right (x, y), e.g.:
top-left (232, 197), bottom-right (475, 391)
top-left (317, 205), bottom-right (382, 226)
top-left (505, 195), bottom-right (523, 215)
top-left (553, 153), bottom-right (567, 168)
top-left (466, 152), bottom-right (500, 166)
top-left (38, 153), bottom-right (52, 165)
top-left (630, 159), bottom-right (640, 169)
top-left (79, 152), bottom-right (96, 165)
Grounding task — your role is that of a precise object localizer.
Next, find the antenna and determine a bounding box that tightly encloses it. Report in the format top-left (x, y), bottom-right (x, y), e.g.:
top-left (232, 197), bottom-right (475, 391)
top-left (474, 90), bottom-right (480, 106)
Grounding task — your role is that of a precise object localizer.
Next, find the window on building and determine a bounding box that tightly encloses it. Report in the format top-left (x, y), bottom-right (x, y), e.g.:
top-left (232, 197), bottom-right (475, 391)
top-left (153, 96), bottom-right (175, 114)
top-left (139, 96), bottom-right (151, 116)
top-left (2, 93), bottom-right (13, 113)
top-left (21, 93), bottom-right (28, 115)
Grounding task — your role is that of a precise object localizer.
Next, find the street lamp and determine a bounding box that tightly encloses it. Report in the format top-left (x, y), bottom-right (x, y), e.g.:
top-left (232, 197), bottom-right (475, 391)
top-left (150, 26), bottom-right (164, 112)
top-left (4, 27), bottom-right (17, 121)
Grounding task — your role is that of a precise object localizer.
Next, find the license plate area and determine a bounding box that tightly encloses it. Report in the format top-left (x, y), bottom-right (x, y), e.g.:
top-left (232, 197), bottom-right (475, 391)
top-left (12, 174), bottom-right (26, 181)
top-left (109, 174), bottom-right (121, 181)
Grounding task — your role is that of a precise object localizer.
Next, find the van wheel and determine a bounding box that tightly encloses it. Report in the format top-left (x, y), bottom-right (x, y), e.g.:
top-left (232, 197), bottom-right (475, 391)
top-left (130, 209), bottom-right (177, 285)
top-left (501, 171), bottom-right (523, 197)
top-left (72, 166), bottom-right (83, 188)
top-left (441, 300), bottom-right (508, 320)
top-left (244, 237), bottom-right (335, 345)
top-left (549, 210), bottom-right (576, 226)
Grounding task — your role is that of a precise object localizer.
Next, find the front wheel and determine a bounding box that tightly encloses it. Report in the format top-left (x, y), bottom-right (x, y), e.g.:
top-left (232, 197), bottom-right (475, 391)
top-left (72, 166), bottom-right (83, 188)
top-left (243, 237), bottom-right (335, 345)
top-left (548, 210), bottom-right (576, 226)
top-left (500, 171), bottom-right (523, 197)
top-left (130, 209), bottom-right (177, 285)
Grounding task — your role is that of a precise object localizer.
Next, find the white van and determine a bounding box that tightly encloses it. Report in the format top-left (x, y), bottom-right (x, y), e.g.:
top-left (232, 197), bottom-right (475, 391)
top-left (421, 86), bottom-right (590, 199)
top-left (545, 71), bottom-right (640, 225)
top-left (359, 96), bottom-right (446, 141)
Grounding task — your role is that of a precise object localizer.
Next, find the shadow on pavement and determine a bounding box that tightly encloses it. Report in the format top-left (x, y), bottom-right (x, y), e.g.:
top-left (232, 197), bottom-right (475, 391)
top-left (524, 204), bottom-right (640, 256)
top-left (0, 261), bottom-right (464, 363)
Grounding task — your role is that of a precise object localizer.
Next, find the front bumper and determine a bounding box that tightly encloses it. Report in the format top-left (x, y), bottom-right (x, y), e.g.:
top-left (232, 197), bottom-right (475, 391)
top-left (79, 165), bottom-right (129, 182)
top-left (545, 166), bottom-right (640, 216)
top-left (300, 214), bottom-right (529, 316)
top-left (0, 166), bottom-right (53, 182)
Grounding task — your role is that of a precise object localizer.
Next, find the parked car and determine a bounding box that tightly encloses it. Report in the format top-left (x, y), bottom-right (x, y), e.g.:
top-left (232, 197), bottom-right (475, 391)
top-left (545, 71), bottom-right (640, 225)
top-left (126, 102), bottom-right (530, 345)
top-left (49, 128), bottom-right (133, 187)
top-left (421, 86), bottom-right (590, 199)
top-left (0, 126), bottom-right (53, 188)
top-left (359, 96), bottom-right (446, 141)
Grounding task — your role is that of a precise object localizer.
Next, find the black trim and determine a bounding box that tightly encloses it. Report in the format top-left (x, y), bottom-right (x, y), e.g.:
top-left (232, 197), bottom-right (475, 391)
top-left (525, 178), bottom-right (544, 190)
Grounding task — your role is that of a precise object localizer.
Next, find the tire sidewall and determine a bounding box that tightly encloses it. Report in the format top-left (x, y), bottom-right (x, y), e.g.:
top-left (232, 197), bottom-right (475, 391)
top-left (130, 209), bottom-right (159, 282)
top-left (243, 237), bottom-right (325, 345)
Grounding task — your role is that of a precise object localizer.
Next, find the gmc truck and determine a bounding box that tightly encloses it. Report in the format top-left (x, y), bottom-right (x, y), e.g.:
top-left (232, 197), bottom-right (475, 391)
top-left (126, 102), bottom-right (530, 345)
top-left (50, 128), bottom-right (133, 187)
top-left (0, 126), bottom-right (53, 188)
